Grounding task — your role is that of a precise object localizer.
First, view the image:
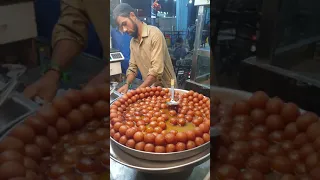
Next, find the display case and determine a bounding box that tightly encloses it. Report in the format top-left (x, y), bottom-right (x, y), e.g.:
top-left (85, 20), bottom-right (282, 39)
top-left (186, 0), bottom-right (210, 94)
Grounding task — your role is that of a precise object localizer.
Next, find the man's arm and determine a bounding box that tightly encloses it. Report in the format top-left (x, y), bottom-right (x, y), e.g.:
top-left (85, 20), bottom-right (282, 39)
top-left (125, 43), bottom-right (138, 83)
top-left (51, 0), bottom-right (89, 70)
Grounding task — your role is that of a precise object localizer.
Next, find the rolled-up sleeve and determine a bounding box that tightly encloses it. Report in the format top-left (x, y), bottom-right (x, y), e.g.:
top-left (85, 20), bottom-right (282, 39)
top-left (126, 42), bottom-right (138, 76)
top-left (52, 0), bottom-right (89, 48)
top-left (148, 32), bottom-right (165, 80)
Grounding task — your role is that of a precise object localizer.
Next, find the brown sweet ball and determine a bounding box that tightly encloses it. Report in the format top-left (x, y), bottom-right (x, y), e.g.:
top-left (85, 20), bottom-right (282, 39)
top-left (8, 124), bottom-right (35, 144)
top-left (46, 126), bottom-right (59, 143)
top-left (248, 91), bottom-right (269, 109)
top-left (281, 141), bottom-right (294, 152)
top-left (81, 86), bottom-right (100, 104)
top-left (269, 131), bottom-right (284, 143)
top-left (265, 144), bottom-right (285, 157)
top-left (229, 130), bottom-right (248, 142)
top-left (250, 138), bottom-right (269, 153)
top-left (225, 151), bottom-right (245, 169)
top-left (166, 144), bottom-right (176, 152)
top-left (232, 122), bottom-right (252, 132)
top-left (155, 134), bottom-right (166, 146)
top-left (265, 114), bottom-right (285, 131)
top-left (24, 116), bottom-right (48, 135)
top-left (299, 143), bottom-right (314, 160)
top-left (296, 112), bottom-right (318, 132)
top-left (288, 151), bottom-right (301, 164)
top-left (313, 136), bottom-right (320, 151)
top-left (216, 164), bottom-right (239, 179)
top-left (271, 156), bottom-right (293, 173)
top-left (34, 136), bottom-right (52, 155)
top-left (231, 101), bottom-right (251, 115)
top-left (155, 146), bottom-right (166, 153)
top-left (24, 144), bottom-right (42, 162)
top-left (280, 174), bottom-right (297, 180)
top-left (134, 142), bottom-right (146, 151)
top-left (305, 152), bottom-right (320, 171)
top-left (96, 83), bottom-right (109, 101)
top-left (23, 157), bottom-right (39, 172)
top-left (165, 133), bottom-right (176, 144)
top-left (0, 161), bottom-right (26, 180)
top-left (230, 141), bottom-right (251, 156)
top-left (246, 154), bottom-right (270, 173)
top-left (52, 96), bottom-right (73, 116)
top-left (0, 137), bottom-right (24, 153)
top-left (185, 141), bottom-right (195, 150)
top-left (93, 100), bottom-right (108, 118)
top-left (310, 166), bottom-right (320, 180)
top-left (37, 104), bottom-right (59, 125)
top-left (144, 133), bottom-right (155, 144)
top-left (281, 102), bottom-right (300, 124)
top-left (64, 89), bottom-right (83, 107)
top-left (248, 129), bottom-right (268, 140)
top-left (0, 150), bottom-right (23, 162)
top-left (176, 132), bottom-right (188, 143)
top-left (144, 143), bottom-right (155, 152)
top-left (293, 133), bottom-right (309, 149)
top-left (266, 97), bottom-right (284, 114)
top-left (238, 169), bottom-right (265, 180)
top-left (297, 174), bottom-right (312, 180)
top-left (283, 122), bottom-right (299, 140)
top-left (79, 104), bottom-right (94, 120)
top-left (66, 109), bottom-right (85, 130)
top-left (195, 137), bottom-right (205, 146)
top-left (250, 109), bottom-right (267, 125)
top-left (307, 122), bottom-right (320, 141)
top-left (55, 117), bottom-right (71, 135)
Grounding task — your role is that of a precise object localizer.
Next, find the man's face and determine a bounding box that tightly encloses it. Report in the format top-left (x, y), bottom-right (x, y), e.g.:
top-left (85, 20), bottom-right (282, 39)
top-left (116, 13), bottom-right (138, 38)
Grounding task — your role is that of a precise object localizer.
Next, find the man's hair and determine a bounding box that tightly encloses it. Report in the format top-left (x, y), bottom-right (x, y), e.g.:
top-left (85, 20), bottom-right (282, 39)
top-left (113, 3), bottom-right (136, 21)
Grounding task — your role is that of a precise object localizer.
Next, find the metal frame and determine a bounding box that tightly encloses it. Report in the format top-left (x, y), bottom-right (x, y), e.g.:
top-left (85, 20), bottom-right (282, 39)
top-left (190, 5), bottom-right (210, 81)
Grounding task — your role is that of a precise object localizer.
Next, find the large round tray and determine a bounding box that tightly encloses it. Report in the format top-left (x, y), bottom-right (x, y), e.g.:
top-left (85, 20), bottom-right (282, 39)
top-left (110, 139), bottom-right (210, 173)
top-left (110, 88), bottom-right (210, 161)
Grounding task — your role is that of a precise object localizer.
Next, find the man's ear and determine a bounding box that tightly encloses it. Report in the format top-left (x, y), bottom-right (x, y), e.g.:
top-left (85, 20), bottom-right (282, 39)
top-left (129, 12), bottom-right (136, 20)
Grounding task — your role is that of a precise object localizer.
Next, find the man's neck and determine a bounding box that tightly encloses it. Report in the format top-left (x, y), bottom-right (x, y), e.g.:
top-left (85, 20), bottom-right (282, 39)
top-left (137, 21), bottom-right (144, 41)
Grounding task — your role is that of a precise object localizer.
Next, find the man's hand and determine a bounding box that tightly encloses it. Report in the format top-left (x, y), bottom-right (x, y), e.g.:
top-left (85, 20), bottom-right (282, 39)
top-left (23, 70), bottom-right (60, 103)
top-left (117, 84), bottom-right (129, 94)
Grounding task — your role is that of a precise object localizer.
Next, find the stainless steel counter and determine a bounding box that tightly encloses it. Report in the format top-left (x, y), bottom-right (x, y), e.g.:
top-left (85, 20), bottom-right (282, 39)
top-left (110, 158), bottom-right (210, 180)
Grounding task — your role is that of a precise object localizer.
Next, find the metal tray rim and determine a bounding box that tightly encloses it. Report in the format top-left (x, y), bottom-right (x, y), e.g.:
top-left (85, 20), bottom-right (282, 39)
top-left (110, 140), bottom-right (210, 172)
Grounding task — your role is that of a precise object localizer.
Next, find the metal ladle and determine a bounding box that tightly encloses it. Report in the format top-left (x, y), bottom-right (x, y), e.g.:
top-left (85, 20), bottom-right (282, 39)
top-left (166, 79), bottom-right (179, 110)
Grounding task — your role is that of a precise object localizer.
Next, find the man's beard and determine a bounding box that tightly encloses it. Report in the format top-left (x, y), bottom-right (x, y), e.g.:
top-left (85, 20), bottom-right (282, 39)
top-left (129, 18), bottom-right (138, 38)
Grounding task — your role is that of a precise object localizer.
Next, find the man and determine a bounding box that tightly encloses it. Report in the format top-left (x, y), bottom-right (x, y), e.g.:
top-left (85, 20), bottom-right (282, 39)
top-left (172, 37), bottom-right (188, 62)
top-left (23, 0), bottom-right (109, 102)
top-left (187, 23), bottom-right (196, 51)
top-left (114, 3), bottom-right (177, 93)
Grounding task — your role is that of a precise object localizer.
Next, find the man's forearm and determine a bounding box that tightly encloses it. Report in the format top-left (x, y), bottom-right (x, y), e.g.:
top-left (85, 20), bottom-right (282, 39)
top-left (51, 40), bottom-right (82, 69)
top-left (126, 74), bottom-right (136, 84)
top-left (138, 75), bottom-right (156, 88)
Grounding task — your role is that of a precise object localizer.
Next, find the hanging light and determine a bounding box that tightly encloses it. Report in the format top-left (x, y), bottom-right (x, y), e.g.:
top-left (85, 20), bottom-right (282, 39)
top-left (189, 0), bottom-right (192, 4)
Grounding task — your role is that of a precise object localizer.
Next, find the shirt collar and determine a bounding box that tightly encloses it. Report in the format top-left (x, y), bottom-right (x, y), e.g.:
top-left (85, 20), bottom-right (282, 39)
top-left (141, 22), bottom-right (149, 38)
top-left (133, 22), bottom-right (149, 43)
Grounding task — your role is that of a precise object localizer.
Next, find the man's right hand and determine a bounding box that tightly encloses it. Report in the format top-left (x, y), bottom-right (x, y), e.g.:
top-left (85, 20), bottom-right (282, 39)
top-left (117, 84), bottom-right (129, 94)
top-left (23, 70), bottom-right (60, 103)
